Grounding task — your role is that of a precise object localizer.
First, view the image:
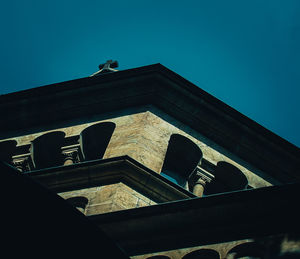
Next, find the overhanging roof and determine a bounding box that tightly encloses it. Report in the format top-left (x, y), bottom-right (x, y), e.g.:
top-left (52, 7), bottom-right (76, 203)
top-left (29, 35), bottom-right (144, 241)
top-left (0, 64), bottom-right (299, 183)
top-left (90, 182), bottom-right (300, 255)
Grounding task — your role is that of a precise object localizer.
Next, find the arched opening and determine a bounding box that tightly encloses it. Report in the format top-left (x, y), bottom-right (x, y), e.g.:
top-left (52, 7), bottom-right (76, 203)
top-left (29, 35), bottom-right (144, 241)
top-left (226, 242), bottom-right (264, 259)
top-left (0, 140), bottom-right (17, 163)
top-left (161, 134), bottom-right (202, 189)
top-left (146, 256), bottom-right (170, 259)
top-left (80, 122), bottom-right (116, 161)
top-left (30, 131), bottom-right (66, 169)
top-left (204, 161), bottom-right (248, 195)
top-left (182, 248), bottom-right (220, 259)
top-left (66, 196), bottom-right (89, 214)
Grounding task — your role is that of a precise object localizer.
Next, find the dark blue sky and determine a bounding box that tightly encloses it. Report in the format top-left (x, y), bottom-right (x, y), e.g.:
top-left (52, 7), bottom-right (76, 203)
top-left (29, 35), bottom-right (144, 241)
top-left (1, 1), bottom-right (300, 147)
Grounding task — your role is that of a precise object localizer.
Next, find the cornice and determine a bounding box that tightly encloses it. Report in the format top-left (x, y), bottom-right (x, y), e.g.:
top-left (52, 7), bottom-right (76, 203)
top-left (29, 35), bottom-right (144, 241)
top-left (90, 182), bottom-right (300, 255)
top-left (0, 63), bottom-right (299, 183)
top-left (28, 155), bottom-right (195, 202)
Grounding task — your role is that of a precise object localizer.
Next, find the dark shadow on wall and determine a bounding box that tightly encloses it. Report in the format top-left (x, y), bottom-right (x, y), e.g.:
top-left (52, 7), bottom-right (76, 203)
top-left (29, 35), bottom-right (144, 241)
top-left (0, 161), bottom-right (129, 259)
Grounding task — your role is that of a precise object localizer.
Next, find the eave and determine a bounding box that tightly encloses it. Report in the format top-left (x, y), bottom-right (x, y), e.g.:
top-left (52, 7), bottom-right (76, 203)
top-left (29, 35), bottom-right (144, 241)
top-left (0, 63), bottom-right (299, 183)
top-left (90, 182), bottom-right (300, 256)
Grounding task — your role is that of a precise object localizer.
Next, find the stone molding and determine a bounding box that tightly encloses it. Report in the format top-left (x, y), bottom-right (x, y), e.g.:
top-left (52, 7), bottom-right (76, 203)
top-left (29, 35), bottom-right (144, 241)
top-left (12, 154), bottom-right (33, 172)
top-left (62, 145), bottom-right (81, 164)
top-left (195, 166), bottom-right (215, 186)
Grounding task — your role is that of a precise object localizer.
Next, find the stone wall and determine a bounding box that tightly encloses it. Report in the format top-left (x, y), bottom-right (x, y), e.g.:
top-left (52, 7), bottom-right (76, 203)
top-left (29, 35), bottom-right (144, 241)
top-left (1, 105), bottom-right (284, 258)
top-left (8, 105), bottom-right (272, 188)
top-left (59, 182), bottom-right (155, 215)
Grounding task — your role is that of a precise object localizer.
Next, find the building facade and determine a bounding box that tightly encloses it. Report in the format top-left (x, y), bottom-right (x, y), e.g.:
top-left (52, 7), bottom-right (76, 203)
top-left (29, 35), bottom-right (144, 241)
top-left (1, 63), bottom-right (300, 258)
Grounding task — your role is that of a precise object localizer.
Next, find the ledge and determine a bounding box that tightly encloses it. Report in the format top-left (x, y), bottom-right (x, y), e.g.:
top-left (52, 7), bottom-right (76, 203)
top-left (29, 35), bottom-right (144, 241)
top-left (28, 155), bottom-right (195, 203)
top-left (89, 182), bottom-right (300, 255)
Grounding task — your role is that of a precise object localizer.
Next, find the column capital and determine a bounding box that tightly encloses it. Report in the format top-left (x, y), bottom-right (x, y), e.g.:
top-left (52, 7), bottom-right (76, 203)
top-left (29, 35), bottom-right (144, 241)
top-left (12, 155), bottom-right (32, 172)
top-left (195, 166), bottom-right (215, 186)
top-left (62, 147), bottom-right (80, 164)
top-left (190, 166), bottom-right (215, 197)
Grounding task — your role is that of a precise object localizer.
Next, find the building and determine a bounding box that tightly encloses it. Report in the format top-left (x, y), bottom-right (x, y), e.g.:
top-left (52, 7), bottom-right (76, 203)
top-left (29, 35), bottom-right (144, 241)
top-left (1, 61), bottom-right (300, 258)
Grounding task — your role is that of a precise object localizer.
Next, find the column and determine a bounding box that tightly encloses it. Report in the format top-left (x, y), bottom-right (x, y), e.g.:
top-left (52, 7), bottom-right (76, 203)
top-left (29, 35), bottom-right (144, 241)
top-left (192, 167), bottom-right (214, 197)
top-left (193, 178), bottom-right (207, 197)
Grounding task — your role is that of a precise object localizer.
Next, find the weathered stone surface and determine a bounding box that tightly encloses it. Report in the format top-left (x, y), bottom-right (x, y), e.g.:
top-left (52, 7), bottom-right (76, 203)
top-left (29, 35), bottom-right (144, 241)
top-left (114, 188), bottom-right (139, 208)
top-left (86, 203), bottom-right (113, 215)
top-left (59, 182), bottom-right (155, 215)
top-left (136, 198), bottom-right (149, 207)
top-left (8, 107), bottom-right (272, 188)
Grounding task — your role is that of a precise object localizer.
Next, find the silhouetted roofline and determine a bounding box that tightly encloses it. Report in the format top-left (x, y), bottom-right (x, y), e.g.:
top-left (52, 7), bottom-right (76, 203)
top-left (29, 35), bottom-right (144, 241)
top-left (0, 64), bottom-right (297, 150)
top-left (0, 63), bottom-right (299, 183)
